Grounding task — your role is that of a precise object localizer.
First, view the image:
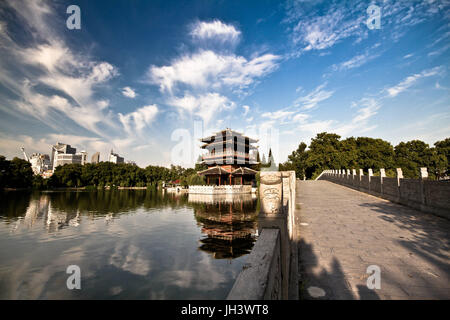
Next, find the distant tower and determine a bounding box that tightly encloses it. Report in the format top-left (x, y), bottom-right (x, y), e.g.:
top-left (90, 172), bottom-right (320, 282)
top-left (91, 152), bottom-right (100, 164)
top-left (109, 149), bottom-right (124, 164)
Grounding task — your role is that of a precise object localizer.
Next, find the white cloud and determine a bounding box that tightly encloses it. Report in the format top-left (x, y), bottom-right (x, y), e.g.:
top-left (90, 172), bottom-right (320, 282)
top-left (168, 93), bottom-right (234, 126)
top-left (118, 105), bottom-right (158, 135)
top-left (148, 50), bottom-right (280, 93)
top-left (242, 105), bottom-right (250, 116)
top-left (290, 4), bottom-right (366, 52)
top-left (261, 110), bottom-right (295, 121)
top-left (190, 20), bottom-right (241, 44)
top-left (428, 43), bottom-right (450, 57)
top-left (294, 83), bottom-right (334, 110)
top-left (333, 52), bottom-right (379, 71)
top-left (292, 113), bottom-right (309, 123)
top-left (298, 120), bottom-right (335, 133)
top-left (122, 86), bottom-right (137, 98)
top-left (386, 66), bottom-right (442, 97)
top-left (286, 0), bottom-right (445, 55)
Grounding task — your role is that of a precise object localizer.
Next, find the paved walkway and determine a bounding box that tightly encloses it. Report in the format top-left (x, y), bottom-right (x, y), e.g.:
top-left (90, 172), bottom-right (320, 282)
top-left (295, 180), bottom-right (450, 300)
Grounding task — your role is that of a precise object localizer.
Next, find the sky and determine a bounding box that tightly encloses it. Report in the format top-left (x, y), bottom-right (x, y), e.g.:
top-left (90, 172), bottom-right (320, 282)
top-left (0, 0), bottom-right (449, 167)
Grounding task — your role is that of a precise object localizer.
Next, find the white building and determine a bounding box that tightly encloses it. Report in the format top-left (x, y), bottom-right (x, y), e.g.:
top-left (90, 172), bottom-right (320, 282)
top-left (51, 143), bottom-right (88, 170)
top-left (109, 150), bottom-right (124, 164)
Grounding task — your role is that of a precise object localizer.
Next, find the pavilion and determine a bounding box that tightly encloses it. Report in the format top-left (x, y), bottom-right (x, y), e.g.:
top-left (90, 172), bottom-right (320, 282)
top-left (197, 129), bottom-right (259, 186)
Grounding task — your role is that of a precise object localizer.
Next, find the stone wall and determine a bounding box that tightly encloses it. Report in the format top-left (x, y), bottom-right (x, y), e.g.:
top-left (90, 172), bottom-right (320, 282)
top-left (227, 171), bottom-right (297, 300)
top-left (318, 169), bottom-right (450, 220)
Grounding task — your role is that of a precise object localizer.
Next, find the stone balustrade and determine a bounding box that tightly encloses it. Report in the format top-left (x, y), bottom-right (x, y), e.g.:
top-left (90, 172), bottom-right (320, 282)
top-left (318, 168), bottom-right (450, 220)
top-left (227, 171), bottom-right (298, 300)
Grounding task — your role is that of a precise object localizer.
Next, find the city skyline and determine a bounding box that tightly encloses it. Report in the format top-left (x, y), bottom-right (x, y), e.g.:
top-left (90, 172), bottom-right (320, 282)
top-left (0, 0), bottom-right (449, 167)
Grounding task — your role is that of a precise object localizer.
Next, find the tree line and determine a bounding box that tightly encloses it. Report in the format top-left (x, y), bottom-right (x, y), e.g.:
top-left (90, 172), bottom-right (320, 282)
top-left (0, 156), bottom-right (206, 189)
top-left (1, 133), bottom-right (448, 189)
top-left (279, 133), bottom-right (449, 180)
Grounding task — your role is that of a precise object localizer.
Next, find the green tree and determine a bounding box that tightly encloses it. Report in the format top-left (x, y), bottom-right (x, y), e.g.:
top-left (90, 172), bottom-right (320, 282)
top-left (394, 140), bottom-right (434, 178)
top-left (280, 142), bottom-right (308, 179)
top-left (434, 138), bottom-right (450, 177)
top-left (305, 132), bottom-right (342, 179)
top-left (354, 137), bottom-right (395, 171)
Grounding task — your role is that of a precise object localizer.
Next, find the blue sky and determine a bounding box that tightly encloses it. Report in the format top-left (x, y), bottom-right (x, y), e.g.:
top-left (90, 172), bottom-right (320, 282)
top-left (0, 0), bottom-right (449, 167)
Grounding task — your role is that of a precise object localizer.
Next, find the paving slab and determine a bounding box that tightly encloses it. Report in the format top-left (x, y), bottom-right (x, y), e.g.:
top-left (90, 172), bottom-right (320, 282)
top-left (296, 180), bottom-right (450, 300)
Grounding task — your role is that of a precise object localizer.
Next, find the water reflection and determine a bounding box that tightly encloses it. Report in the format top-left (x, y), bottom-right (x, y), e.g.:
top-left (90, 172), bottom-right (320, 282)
top-left (0, 190), bottom-right (258, 299)
top-left (189, 194), bottom-right (258, 259)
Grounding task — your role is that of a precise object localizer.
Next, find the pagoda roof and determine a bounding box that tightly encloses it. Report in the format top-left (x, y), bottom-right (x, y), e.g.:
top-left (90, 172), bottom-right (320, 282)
top-left (231, 167), bottom-right (258, 175)
top-left (199, 128), bottom-right (258, 143)
top-left (197, 165), bottom-right (231, 176)
top-left (197, 166), bottom-right (258, 176)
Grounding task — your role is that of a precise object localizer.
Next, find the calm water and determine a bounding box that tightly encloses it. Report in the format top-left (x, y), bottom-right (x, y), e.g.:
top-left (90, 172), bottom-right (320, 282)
top-left (0, 190), bottom-right (259, 299)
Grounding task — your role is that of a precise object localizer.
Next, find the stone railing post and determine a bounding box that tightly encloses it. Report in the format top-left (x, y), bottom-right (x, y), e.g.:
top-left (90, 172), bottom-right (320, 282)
top-left (380, 168), bottom-right (386, 195)
top-left (358, 169), bottom-right (363, 189)
top-left (420, 167), bottom-right (428, 206)
top-left (396, 168), bottom-right (403, 200)
top-left (396, 168), bottom-right (403, 186)
top-left (368, 168), bottom-right (373, 191)
top-left (259, 172), bottom-right (289, 299)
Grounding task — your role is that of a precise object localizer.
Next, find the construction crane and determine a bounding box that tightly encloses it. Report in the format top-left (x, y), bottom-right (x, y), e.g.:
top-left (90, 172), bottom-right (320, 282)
top-left (21, 147), bottom-right (29, 162)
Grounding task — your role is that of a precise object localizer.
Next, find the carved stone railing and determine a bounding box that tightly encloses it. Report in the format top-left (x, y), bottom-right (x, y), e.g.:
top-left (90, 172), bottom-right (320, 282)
top-left (227, 171), bottom-right (297, 300)
top-left (317, 168), bottom-right (450, 220)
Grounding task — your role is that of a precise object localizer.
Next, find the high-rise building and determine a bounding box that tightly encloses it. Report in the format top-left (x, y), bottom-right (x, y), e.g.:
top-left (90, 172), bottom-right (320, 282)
top-left (51, 143), bottom-right (76, 169)
top-left (109, 149), bottom-right (124, 164)
top-left (91, 152), bottom-right (100, 164)
top-left (51, 143), bottom-right (88, 170)
top-left (80, 151), bottom-right (88, 165)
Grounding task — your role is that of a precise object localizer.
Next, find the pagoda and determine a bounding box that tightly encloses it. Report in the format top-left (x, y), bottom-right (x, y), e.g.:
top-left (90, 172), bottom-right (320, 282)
top-left (197, 128), bottom-right (258, 186)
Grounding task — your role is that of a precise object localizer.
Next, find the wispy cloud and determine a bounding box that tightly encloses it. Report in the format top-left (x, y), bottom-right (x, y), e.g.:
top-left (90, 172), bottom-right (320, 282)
top-left (332, 51), bottom-right (380, 71)
top-left (242, 105), bottom-right (250, 116)
top-left (286, 1), bottom-right (367, 54)
top-left (261, 110), bottom-right (295, 121)
top-left (386, 66), bottom-right (443, 97)
top-left (293, 83), bottom-right (334, 110)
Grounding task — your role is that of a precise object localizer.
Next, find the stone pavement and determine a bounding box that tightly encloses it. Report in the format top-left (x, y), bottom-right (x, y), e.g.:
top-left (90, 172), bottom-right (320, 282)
top-left (295, 180), bottom-right (450, 300)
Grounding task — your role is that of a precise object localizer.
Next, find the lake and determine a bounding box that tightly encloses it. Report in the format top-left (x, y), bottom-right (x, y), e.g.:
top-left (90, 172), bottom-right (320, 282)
top-left (0, 190), bottom-right (259, 299)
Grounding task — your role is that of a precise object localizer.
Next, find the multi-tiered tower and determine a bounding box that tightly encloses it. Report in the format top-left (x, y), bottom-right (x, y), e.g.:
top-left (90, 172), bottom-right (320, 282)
top-left (198, 129), bottom-right (258, 185)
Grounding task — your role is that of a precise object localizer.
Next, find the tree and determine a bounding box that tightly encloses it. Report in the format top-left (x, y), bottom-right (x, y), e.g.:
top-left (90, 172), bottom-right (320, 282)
top-left (0, 156), bottom-right (33, 188)
top-left (305, 132), bottom-right (342, 179)
top-left (354, 137), bottom-right (395, 171)
top-left (280, 142), bottom-right (308, 179)
top-left (434, 138), bottom-right (450, 177)
top-left (394, 140), bottom-right (434, 178)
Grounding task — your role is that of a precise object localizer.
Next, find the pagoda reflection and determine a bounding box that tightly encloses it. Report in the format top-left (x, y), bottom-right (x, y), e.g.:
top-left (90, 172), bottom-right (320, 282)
top-left (188, 193), bottom-right (259, 259)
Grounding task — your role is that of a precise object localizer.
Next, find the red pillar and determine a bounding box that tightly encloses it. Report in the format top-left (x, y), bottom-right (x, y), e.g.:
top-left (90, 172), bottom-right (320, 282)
top-left (229, 174), bottom-right (232, 185)
top-left (219, 176), bottom-right (221, 185)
